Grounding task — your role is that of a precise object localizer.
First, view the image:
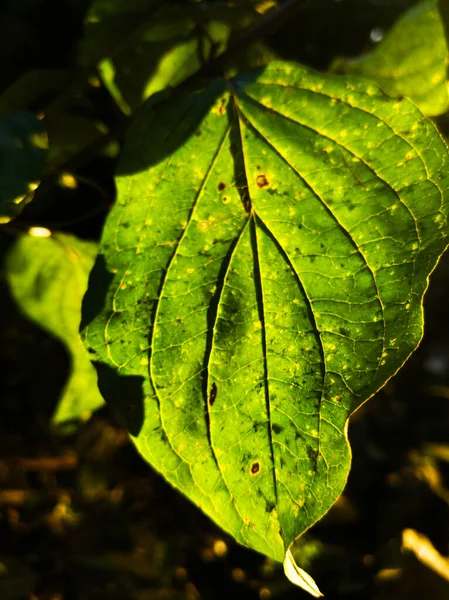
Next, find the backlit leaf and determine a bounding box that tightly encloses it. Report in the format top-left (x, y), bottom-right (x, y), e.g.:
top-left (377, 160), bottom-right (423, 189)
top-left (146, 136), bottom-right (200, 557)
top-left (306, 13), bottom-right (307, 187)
top-left (334, 0), bottom-right (449, 117)
top-left (7, 232), bottom-right (104, 424)
top-left (82, 62), bottom-right (449, 576)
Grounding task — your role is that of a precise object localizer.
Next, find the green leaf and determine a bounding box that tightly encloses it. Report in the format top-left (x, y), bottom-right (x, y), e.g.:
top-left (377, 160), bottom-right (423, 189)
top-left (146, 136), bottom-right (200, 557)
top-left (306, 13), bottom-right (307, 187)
top-left (333, 0), bottom-right (449, 117)
top-left (0, 111), bottom-right (48, 223)
top-left (7, 231), bottom-right (104, 424)
top-left (80, 2), bottom-right (263, 112)
top-left (83, 62), bottom-right (449, 577)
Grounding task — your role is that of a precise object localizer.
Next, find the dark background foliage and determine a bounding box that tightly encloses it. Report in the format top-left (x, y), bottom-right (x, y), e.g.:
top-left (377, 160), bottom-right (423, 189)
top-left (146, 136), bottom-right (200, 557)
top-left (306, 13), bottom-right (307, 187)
top-left (2, 1), bottom-right (449, 599)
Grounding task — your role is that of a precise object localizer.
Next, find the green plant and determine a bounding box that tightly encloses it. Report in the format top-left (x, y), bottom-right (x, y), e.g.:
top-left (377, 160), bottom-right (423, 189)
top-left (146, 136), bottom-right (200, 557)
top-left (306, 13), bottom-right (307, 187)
top-left (2, 0), bottom-right (449, 596)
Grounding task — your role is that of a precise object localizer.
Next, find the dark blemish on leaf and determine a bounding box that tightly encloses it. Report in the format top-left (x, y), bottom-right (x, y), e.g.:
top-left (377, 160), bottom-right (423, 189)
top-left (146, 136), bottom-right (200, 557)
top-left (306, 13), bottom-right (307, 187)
top-left (348, 204), bottom-right (356, 211)
top-left (222, 196), bottom-right (228, 203)
top-left (272, 424), bottom-right (283, 434)
top-left (122, 222), bottom-right (130, 229)
top-left (256, 174), bottom-right (269, 189)
top-left (256, 165), bottom-right (261, 170)
top-left (282, 191), bottom-right (289, 197)
top-left (250, 462), bottom-right (260, 475)
top-left (295, 431), bottom-right (302, 441)
top-left (218, 98), bottom-right (226, 115)
top-left (298, 224), bottom-right (303, 230)
top-left (335, 396), bottom-right (341, 403)
top-left (320, 243), bottom-right (325, 249)
top-left (306, 445), bottom-right (316, 463)
top-left (280, 457), bottom-right (286, 468)
top-left (209, 382), bottom-right (217, 406)
top-left (241, 189), bottom-right (251, 213)
top-left (218, 182), bottom-right (226, 192)
top-left (439, 173), bottom-right (444, 180)
top-left (160, 430), bottom-right (168, 444)
top-left (195, 130), bottom-right (202, 137)
top-left (265, 501), bottom-right (275, 513)
top-left (339, 327), bottom-right (350, 337)
top-left (88, 347), bottom-right (96, 354)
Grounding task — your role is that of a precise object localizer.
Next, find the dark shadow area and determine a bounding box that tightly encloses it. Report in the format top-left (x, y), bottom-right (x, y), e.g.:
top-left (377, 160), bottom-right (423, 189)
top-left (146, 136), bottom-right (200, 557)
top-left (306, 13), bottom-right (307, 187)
top-left (80, 253), bottom-right (115, 331)
top-left (0, 111), bottom-right (48, 217)
top-left (93, 362), bottom-right (145, 437)
top-left (115, 81), bottom-right (225, 176)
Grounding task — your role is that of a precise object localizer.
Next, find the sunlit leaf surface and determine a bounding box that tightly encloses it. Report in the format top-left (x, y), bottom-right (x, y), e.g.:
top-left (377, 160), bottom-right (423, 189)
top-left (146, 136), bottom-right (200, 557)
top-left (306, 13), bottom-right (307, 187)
top-left (83, 62), bottom-right (449, 565)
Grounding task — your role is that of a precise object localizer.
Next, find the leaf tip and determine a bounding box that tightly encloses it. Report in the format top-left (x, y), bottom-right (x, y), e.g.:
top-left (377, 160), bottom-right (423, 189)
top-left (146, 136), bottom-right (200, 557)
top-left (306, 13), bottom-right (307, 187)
top-left (284, 548), bottom-right (323, 598)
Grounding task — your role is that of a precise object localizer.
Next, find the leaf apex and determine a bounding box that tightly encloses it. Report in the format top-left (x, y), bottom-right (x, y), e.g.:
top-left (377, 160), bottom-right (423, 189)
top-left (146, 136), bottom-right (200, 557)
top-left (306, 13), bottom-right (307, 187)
top-left (283, 548), bottom-right (323, 598)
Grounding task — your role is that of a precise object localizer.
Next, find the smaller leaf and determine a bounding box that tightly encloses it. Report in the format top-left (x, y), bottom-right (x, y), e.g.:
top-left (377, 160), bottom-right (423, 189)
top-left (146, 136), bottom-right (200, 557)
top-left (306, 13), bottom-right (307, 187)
top-left (0, 111), bottom-right (48, 223)
top-left (6, 231), bottom-right (104, 424)
top-left (0, 69), bottom-right (70, 115)
top-left (334, 0), bottom-right (449, 117)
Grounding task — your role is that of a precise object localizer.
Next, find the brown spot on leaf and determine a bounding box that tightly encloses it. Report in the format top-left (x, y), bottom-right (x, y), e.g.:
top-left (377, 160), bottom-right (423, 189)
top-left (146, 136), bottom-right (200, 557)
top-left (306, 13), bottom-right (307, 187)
top-left (209, 383), bottom-right (217, 406)
top-left (218, 182), bottom-right (226, 192)
top-left (195, 131), bottom-right (202, 137)
top-left (256, 174), bottom-right (269, 189)
top-left (222, 196), bottom-right (228, 203)
top-left (250, 462), bottom-right (260, 475)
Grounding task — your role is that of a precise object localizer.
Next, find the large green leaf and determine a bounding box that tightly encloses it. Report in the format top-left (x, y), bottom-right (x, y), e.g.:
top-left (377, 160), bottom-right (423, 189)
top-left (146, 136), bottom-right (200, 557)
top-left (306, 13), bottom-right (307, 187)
top-left (82, 62), bottom-right (449, 590)
top-left (0, 111), bottom-right (48, 223)
top-left (334, 0), bottom-right (449, 117)
top-left (7, 232), bottom-right (104, 424)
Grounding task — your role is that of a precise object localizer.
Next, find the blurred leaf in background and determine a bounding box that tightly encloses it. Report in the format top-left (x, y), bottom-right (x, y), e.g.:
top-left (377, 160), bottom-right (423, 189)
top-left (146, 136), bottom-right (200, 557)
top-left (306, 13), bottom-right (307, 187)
top-left (6, 231), bottom-right (104, 424)
top-left (79, 0), bottom-right (273, 114)
top-left (333, 0), bottom-right (449, 117)
top-left (0, 110), bottom-right (48, 223)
